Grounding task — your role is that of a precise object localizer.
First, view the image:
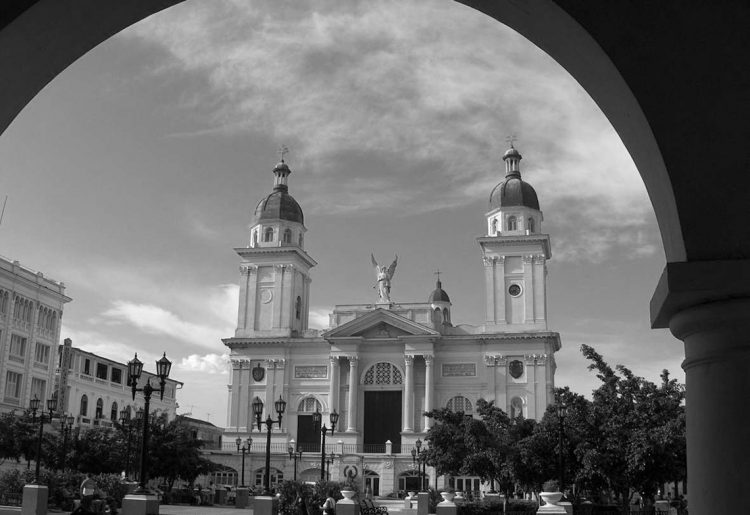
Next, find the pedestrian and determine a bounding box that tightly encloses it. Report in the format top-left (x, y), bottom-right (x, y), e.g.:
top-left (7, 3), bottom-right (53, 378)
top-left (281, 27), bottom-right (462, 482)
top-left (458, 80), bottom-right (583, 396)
top-left (80, 474), bottom-right (97, 509)
top-left (321, 489), bottom-right (336, 515)
top-left (295, 491), bottom-right (308, 515)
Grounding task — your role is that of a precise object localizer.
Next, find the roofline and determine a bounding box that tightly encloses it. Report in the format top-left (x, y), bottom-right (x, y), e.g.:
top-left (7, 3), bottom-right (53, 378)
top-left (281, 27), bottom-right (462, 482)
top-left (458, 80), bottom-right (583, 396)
top-left (234, 246), bottom-right (318, 268)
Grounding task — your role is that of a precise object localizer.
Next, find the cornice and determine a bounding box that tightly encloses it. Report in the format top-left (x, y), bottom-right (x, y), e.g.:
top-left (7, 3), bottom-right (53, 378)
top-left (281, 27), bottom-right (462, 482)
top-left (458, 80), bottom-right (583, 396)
top-left (234, 246), bottom-right (318, 268)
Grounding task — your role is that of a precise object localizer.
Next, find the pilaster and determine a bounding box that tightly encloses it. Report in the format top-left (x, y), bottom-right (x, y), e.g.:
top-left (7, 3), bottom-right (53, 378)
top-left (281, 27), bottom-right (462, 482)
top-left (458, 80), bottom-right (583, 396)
top-left (403, 355), bottom-right (414, 432)
top-left (424, 355), bottom-right (434, 430)
top-left (346, 356), bottom-right (359, 432)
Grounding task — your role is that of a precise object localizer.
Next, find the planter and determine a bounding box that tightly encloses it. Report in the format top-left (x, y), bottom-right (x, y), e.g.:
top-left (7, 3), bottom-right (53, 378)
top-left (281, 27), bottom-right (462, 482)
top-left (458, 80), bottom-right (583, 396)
top-left (439, 492), bottom-right (455, 504)
top-left (539, 492), bottom-right (562, 505)
top-left (408, 492), bottom-right (416, 500)
top-left (341, 490), bottom-right (356, 502)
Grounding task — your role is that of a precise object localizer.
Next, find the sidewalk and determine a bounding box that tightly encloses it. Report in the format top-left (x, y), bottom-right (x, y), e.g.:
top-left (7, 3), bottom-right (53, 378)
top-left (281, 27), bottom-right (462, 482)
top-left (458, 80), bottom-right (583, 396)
top-left (159, 506), bottom-right (253, 515)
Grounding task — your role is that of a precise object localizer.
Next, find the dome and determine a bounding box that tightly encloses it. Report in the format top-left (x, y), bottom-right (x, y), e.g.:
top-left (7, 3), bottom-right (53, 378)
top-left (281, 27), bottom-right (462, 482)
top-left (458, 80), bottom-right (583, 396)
top-left (274, 161), bottom-right (290, 173)
top-left (489, 177), bottom-right (540, 211)
top-left (428, 280), bottom-right (451, 303)
top-left (503, 147), bottom-right (521, 159)
top-left (252, 189), bottom-right (304, 225)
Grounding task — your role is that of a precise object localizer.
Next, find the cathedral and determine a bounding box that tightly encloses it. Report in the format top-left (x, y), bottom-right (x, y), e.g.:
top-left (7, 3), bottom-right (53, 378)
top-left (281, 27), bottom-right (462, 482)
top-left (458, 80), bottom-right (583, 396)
top-left (221, 144), bottom-right (561, 495)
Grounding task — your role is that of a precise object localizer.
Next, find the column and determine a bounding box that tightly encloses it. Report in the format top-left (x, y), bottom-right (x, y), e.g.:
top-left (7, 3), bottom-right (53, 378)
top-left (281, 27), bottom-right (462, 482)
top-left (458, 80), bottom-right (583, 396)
top-left (423, 355), bottom-right (434, 431)
top-left (496, 357), bottom-right (508, 411)
top-left (403, 355), bottom-right (414, 432)
top-left (524, 355), bottom-right (536, 418)
top-left (533, 256), bottom-right (546, 323)
top-left (523, 255), bottom-right (534, 323)
top-left (346, 356), bottom-right (359, 432)
top-left (329, 356), bottom-right (340, 415)
top-left (669, 298), bottom-right (750, 515)
top-left (484, 355), bottom-right (497, 403)
top-left (483, 257), bottom-right (494, 323)
top-left (495, 256), bottom-right (506, 323)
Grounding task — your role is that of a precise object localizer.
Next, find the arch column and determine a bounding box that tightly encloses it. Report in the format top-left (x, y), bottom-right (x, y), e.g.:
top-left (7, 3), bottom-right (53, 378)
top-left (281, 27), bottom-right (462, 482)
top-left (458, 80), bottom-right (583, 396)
top-left (668, 298), bottom-right (750, 515)
top-left (423, 355), bottom-right (434, 431)
top-left (329, 356), bottom-right (340, 415)
top-left (346, 356), bottom-right (358, 433)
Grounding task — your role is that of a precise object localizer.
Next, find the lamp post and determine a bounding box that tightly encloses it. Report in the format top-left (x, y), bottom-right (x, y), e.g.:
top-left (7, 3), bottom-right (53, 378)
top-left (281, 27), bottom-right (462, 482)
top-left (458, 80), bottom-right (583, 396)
top-left (325, 453), bottom-right (337, 482)
top-left (412, 439), bottom-right (428, 491)
top-left (557, 403), bottom-right (568, 496)
top-left (29, 395), bottom-right (57, 483)
top-left (236, 437), bottom-right (251, 487)
top-left (311, 408), bottom-right (339, 482)
top-left (127, 352), bottom-right (172, 493)
top-left (288, 439), bottom-right (303, 481)
top-left (59, 414), bottom-right (74, 471)
top-left (252, 396), bottom-right (286, 495)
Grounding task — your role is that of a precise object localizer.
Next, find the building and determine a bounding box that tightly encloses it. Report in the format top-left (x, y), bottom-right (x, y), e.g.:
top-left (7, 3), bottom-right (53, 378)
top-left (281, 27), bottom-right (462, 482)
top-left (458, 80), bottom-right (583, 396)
top-left (219, 145), bottom-right (560, 495)
top-left (180, 415), bottom-right (224, 450)
top-left (55, 338), bottom-right (183, 428)
top-left (0, 256), bottom-right (70, 413)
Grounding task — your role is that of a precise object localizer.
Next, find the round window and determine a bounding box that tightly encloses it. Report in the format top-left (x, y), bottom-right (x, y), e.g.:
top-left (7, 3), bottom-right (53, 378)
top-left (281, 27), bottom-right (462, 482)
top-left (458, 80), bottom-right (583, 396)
top-left (508, 284), bottom-right (522, 297)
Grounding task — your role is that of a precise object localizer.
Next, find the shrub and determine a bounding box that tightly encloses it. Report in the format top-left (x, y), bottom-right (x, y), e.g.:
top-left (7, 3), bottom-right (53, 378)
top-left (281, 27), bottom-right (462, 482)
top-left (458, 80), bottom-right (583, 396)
top-left (542, 480), bottom-right (560, 492)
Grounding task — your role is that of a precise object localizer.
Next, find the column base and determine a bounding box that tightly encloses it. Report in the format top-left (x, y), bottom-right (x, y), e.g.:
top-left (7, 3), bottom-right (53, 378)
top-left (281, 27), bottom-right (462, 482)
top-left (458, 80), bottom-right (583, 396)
top-left (235, 487), bottom-right (249, 509)
top-left (121, 493), bottom-right (160, 515)
top-left (254, 495), bottom-right (279, 515)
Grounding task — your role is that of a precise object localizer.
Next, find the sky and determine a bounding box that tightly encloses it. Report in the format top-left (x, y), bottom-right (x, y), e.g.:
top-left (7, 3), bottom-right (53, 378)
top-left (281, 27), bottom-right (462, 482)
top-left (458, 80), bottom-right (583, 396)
top-left (0, 0), bottom-right (684, 425)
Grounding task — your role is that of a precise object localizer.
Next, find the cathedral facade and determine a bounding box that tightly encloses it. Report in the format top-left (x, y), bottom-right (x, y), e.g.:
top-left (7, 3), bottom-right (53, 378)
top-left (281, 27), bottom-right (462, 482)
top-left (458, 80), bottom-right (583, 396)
top-left (222, 146), bottom-right (560, 495)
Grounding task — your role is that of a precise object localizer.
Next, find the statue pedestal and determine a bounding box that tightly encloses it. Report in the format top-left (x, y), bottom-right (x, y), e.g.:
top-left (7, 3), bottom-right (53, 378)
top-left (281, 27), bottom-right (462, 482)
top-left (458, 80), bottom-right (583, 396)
top-left (121, 493), bottom-right (159, 515)
top-left (417, 492), bottom-right (430, 515)
top-left (254, 495), bottom-right (278, 515)
top-left (235, 487), bottom-right (249, 508)
top-left (337, 491), bottom-right (359, 515)
top-left (22, 484), bottom-right (48, 515)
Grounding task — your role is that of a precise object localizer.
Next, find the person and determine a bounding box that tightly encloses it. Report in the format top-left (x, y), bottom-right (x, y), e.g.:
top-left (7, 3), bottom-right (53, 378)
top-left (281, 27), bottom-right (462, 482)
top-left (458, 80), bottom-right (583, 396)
top-left (80, 475), bottom-right (97, 509)
top-left (321, 490), bottom-right (336, 515)
top-left (295, 492), bottom-right (308, 515)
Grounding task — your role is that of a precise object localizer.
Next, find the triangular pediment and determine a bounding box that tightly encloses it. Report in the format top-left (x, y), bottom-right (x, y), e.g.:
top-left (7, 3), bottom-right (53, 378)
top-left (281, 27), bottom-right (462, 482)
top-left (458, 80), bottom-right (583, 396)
top-left (323, 308), bottom-right (439, 339)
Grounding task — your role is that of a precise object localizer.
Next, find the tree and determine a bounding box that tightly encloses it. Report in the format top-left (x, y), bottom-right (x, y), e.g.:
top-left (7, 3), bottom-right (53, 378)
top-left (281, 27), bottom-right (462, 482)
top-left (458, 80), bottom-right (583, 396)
top-left (148, 415), bottom-right (218, 491)
top-left (577, 344), bottom-right (686, 507)
top-left (73, 426), bottom-right (127, 474)
top-left (0, 410), bottom-right (38, 466)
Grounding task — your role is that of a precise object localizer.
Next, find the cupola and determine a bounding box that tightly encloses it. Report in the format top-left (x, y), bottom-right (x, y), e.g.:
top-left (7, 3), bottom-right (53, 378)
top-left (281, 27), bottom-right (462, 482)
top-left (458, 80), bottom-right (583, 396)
top-left (488, 145), bottom-right (540, 211)
top-left (428, 277), bottom-right (452, 327)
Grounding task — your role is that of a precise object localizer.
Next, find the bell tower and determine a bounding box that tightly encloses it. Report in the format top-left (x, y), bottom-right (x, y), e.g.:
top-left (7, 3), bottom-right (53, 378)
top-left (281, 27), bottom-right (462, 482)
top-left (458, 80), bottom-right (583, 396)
top-left (235, 157), bottom-right (316, 338)
top-left (477, 144), bottom-right (551, 332)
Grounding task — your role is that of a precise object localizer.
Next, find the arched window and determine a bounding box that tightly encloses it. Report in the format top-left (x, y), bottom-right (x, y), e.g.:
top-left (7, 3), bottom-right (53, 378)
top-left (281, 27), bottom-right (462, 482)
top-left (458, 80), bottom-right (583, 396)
top-left (363, 362), bottom-right (403, 385)
top-left (432, 307), bottom-right (442, 324)
top-left (528, 217), bottom-right (535, 233)
top-left (443, 307), bottom-right (450, 324)
top-left (491, 218), bottom-right (498, 234)
top-left (110, 402), bottom-right (118, 421)
top-left (507, 216), bottom-right (517, 231)
top-left (298, 397), bottom-right (322, 413)
top-left (446, 395), bottom-right (473, 413)
top-left (95, 398), bottom-right (103, 419)
top-left (263, 227), bottom-right (274, 242)
top-left (80, 395), bottom-right (88, 417)
top-left (252, 230), bottom-right (258, 247)
top-left (295, 296), bottom-right (302, 320)
top-left (298, 234), bottom-right (304, 247)
top-left (283, 228), bottom-right (292, 244)
top-left (510, 396), bottom-right (524, 419)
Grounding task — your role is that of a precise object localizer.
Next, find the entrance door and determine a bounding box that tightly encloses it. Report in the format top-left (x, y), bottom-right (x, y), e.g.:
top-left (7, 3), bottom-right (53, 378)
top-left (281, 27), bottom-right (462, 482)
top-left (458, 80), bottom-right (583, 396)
top-left (297, 414), bottom-right (320, 452)
top-left (365, 471), bottom-right (380, 496)
top-left (364, 391), bottom-right (402, 453)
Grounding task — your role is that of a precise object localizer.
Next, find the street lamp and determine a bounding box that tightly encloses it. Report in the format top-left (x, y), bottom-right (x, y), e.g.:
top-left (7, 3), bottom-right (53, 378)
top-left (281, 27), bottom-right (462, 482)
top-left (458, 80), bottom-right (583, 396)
top-left (252, 396), bottom-right (286, 495)
top-left (557, 403), bottom-right (568, 496)
top-left (288, 439), bottom-right (303, 481)
top-left (59, 414), bottom-right (74, 471)
top-left (311, 408), bottom-right (338, 482)
top-left (412, 439), bottom-right (428, 491)
top-left (29, 395), bottom-right (57, 483)
top-left (236, 437), bottom-right (252, 487)
top-left (127, 352), bottom-right (172, 494)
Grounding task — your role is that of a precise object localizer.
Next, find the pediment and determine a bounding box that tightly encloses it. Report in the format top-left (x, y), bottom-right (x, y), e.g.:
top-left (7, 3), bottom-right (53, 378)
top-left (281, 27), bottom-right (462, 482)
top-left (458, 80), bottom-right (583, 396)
top-left (323, 308), bottom-right (439, 339)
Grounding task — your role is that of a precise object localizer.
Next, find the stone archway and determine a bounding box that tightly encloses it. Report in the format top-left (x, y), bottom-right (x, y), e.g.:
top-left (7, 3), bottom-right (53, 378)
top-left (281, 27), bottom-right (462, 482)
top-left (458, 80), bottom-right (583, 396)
top-left (1, 3), bottom-right (749, 513)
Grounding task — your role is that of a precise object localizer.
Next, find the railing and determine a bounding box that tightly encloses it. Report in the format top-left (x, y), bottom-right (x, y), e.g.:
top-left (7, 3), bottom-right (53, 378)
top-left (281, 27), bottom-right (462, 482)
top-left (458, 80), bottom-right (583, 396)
top-left (0, 491), bottom-right (22, 506)
top-left (220, 440), bottom-right (406, 455)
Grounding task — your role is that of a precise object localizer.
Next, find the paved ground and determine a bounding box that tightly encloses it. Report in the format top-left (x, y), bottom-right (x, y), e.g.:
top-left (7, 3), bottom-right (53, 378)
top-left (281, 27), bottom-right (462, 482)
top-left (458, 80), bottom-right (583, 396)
top-left (158, 506), bottom-right (253, 515)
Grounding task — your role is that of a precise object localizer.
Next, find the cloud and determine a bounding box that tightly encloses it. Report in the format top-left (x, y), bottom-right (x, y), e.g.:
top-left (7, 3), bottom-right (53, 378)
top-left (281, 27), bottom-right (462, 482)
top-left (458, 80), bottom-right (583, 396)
top-left (118, 0), bottom-right (656, 262)
top-left (102, 300), bottom-right (227, 349)
top-left (176, 353), bottom-right (229, 374)
top-left (59, 324), bottom-right (163, 364)
top-left (308, 308), bottom-right (330, 330)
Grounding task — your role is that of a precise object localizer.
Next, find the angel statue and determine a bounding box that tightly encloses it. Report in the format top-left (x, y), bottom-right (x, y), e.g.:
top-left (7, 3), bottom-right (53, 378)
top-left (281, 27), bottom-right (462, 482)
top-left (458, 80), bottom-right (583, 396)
top-left (371, 253), bottom-right (398, 303)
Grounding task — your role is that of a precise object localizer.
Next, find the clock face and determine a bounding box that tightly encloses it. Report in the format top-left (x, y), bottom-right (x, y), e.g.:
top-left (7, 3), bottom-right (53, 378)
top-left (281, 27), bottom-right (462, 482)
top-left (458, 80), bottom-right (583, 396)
top-left (508, 284), bottom-right (522, 297)
top-left (260, 289), bottom-right (273, 304)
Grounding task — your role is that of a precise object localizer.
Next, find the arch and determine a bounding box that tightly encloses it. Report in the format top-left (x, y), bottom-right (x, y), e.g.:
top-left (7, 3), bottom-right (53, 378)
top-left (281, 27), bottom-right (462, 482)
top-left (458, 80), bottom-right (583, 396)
top-left (295, 296), bottom-right (302, 320)
top-left (510, 396), bottom-right (524, 419)
top-left (263, 226), bottom-right (274, 242)
top-left (527, 217), bottom-right (534, 233)
top-left (298, 233), bottom-right (304, 247)
top-left (507, 215), bottom-right (517, 231)
top-left (254, 467), bottom-right (283, 489)
top-left (283, 228), bottom-right (292, 244)
top-left (446, 395), bottom-right (473, 413)
top-left (297, 396), bottom-right (322, 413)
top-left (252, 230), bottom-right (258, 247)
top-left (362, 361), bottom-right (403, 386)
top-left (95, 398), bottom-right (103, 419)
top-left (398, 469), bottom-right (421, 493)
top-left (491, 218), bottom-right (497, 234)
top-left (110, 401), bottom-right (118, 421)
top-left (443, 307), bottom-right (450, 324)
top-left (432, 307), bottom-right (442, 325)
top-left (80, 394), bottom-right (88, 417)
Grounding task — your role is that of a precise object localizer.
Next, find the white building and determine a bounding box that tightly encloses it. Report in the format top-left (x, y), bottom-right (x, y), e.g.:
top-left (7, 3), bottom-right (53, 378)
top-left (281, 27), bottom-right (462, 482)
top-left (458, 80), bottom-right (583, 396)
top-left (55, 338), bottom-right (183, 428)
top-left (221, 146), bottom-right (561, 495)
top-left (0, 256), bottom-right (70, 413)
